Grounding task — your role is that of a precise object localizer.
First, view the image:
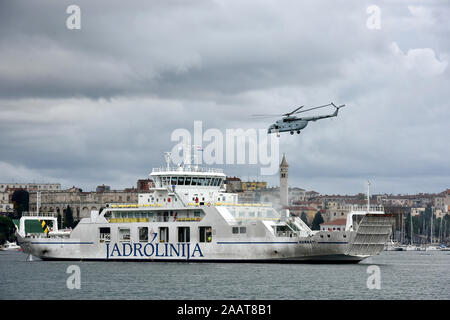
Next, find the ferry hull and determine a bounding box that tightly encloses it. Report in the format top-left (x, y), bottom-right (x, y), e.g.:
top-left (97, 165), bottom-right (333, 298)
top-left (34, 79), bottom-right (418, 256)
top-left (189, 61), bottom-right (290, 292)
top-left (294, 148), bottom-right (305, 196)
top-left (17, 232), bottom-right (371, 264)
top-left (16, 202), bottom-right (394, 264)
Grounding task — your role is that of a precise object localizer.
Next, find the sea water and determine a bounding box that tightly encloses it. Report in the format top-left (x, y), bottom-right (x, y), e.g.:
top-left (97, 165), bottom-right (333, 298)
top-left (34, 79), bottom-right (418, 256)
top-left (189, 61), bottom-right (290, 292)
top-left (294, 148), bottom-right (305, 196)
top-left (0, 250), bottom-right (449, 300)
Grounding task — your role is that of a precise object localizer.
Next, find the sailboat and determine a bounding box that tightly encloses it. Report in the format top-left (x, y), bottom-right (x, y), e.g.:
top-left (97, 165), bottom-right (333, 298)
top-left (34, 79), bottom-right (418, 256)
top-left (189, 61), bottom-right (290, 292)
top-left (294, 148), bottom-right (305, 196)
top-left (426, 211), bottom-right (441, 251)
top-left (406, 213), bottom-right (419, 251)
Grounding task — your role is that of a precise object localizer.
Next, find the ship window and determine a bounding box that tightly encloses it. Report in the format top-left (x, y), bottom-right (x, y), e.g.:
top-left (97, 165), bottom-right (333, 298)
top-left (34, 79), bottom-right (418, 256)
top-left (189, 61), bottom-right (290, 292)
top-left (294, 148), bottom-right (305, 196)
top-left (198, 177), bottom-right (205, 186)
top-left (99, 227), bottom-right (110, 242)
top-left (239, 227), bottom-right (246, 234)
top-left (139, 227), bottom-right (148, 242)
top-left (199, 226), bottom-right (212, 243)
top-left (161, 177), bottom-right (167, 185)
top-left (178, 177), bottom-right (185, 185)
top-left (121, 212), bottom-right (127, 218)
top-left (178, 227), bottom-right (190, 242)
top-left (213, 178), bottom-right (219, 186)
top-left (194, 211), bottom-right (201, 217)
top-left (119, 228), bottom-right (131, 242)
top-left (171, 177), bottom-right (177, 185)
top-left (206, 178), bottom-right (211, 186)
top-left (135, 212), bottom-right (140, 218)
top-left (185, 177), bottom-right (191, 185)
top-left (232, 227), bottom-right (239, 234)
top-left (159, 227), bottom-right (169, 243)
top-left (192, 177), bottom-right (198, 186)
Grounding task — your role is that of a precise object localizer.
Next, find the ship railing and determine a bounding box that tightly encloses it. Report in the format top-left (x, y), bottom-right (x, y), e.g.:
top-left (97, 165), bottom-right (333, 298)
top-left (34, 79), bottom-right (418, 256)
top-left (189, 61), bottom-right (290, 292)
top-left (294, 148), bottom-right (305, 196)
top-left (151, 167), bottom-right (224, 174)
top-left (109, 203), bottom-right (163, 208)
top-left (21, 211), bottom-right (55, 217)
top-left (349, 205), bottom-right (384, 213)
top-left (214, 202), bottom-right (272, 207)
top-left (108, 202), bottom-right (273, 209)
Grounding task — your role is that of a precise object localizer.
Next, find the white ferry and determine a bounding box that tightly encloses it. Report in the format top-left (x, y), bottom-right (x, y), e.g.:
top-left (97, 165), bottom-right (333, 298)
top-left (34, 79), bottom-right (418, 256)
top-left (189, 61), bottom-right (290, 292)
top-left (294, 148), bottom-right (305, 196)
top-left (16, 155), bottom-right (394, 263)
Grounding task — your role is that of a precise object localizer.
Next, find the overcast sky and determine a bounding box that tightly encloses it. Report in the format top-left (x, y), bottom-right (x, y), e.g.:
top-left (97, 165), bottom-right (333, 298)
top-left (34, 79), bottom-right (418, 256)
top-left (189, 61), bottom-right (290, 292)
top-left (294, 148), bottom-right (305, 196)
top-left (0, 0), bottom-right (449, 195)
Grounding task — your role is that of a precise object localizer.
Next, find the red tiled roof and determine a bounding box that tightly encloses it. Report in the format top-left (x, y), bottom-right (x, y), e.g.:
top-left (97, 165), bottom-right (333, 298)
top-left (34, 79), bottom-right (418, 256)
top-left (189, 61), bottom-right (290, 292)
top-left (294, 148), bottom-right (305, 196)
top-left (286, 206), bottom-right (316, 211)
top-left (320, 218), bottom-right (347, 226)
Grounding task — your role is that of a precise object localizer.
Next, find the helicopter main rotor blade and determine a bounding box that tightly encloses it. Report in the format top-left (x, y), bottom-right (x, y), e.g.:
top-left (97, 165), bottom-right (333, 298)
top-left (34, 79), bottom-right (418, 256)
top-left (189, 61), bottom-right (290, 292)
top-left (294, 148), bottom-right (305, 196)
top-left (292, 103), bottom-right (334, 115)
top-left (250, 114), bottom-right (285, 118)
top-left (284, 106), bottom-right (304, 116)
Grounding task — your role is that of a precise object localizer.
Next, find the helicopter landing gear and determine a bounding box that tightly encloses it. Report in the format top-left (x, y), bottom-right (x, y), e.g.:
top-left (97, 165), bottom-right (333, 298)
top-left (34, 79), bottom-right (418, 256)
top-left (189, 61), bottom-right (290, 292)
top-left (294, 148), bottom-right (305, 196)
top-left (290, 131), bottom-right (294, 135)
top-left (297, 130), bottom-right (301, 134)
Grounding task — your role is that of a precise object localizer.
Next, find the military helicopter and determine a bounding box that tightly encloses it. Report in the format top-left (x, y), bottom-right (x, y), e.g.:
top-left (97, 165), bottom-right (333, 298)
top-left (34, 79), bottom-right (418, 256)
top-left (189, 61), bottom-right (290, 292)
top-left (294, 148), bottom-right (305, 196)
top-left (252, 102), bottom-right (346, 135)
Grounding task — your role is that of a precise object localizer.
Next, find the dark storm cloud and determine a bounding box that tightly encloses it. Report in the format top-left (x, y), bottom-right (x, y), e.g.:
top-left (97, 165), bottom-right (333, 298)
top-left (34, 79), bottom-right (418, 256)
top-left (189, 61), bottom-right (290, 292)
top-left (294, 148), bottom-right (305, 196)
top-left (0, 0), bottom-right (448, 194)
top-left (0, 0), bottom-right (384, 100)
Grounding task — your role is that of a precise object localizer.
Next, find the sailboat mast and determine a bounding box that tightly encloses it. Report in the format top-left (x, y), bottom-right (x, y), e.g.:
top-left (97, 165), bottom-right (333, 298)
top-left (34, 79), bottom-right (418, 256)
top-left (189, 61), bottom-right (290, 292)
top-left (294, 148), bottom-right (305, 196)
top-left (430, 209), bottom-right (433, 244)
top-left (410, 212), bottom-right (414, 245)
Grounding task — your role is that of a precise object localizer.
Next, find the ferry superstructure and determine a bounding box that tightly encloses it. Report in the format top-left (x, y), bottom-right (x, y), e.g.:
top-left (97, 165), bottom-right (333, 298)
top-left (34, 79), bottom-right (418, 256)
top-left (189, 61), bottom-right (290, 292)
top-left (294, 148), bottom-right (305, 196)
top-left (16, 156), bottom-right (395, 263)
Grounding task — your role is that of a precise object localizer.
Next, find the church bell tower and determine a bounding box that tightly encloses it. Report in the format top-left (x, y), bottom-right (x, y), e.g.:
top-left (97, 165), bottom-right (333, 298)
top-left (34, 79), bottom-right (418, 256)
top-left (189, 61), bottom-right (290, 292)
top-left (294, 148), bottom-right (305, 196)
top-left (280, 153), bottom-right (289, 207)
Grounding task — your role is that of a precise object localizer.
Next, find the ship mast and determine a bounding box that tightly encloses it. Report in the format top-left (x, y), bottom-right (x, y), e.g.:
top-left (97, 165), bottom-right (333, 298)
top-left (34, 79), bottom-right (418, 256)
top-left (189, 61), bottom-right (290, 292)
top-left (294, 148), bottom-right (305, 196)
top-left (430, 208), bottom-right (433, 245)
top-left (164, 152), bottom-right (171, 171)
